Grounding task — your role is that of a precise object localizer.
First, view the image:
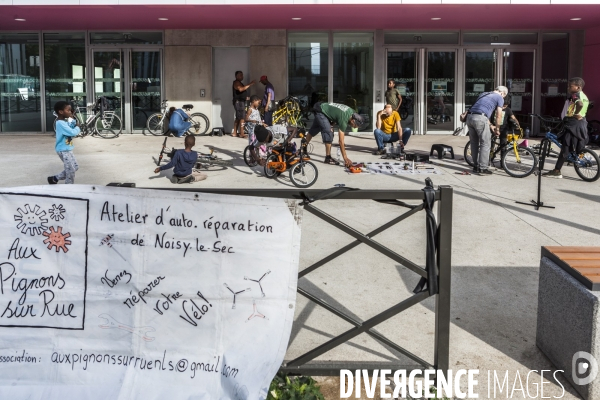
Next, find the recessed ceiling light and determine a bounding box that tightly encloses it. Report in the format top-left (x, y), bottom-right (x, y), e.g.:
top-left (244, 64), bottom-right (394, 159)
top-left (431, 17), bottom-right (441, 20)
top-left (571, 18), bottom-right (581, 20)
top-left (158, 18), bottom-right (169, 21)
top-left (15, 18), bottom-right (26, 21)
top-left (292, 17), bottom-right (302, 20)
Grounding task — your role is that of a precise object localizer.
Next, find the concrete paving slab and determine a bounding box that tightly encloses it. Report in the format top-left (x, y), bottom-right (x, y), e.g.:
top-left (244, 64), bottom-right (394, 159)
top-left (1, 132), bottom-right (598, 399)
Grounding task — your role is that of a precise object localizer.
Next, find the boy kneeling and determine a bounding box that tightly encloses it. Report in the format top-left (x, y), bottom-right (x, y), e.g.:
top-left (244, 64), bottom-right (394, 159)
top-left (154, 135), bottom-right (207, 183)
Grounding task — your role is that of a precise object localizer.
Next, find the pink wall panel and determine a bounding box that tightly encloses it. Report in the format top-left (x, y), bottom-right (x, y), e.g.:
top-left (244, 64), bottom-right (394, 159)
top-left (584, 26), bottom-right (600, 120)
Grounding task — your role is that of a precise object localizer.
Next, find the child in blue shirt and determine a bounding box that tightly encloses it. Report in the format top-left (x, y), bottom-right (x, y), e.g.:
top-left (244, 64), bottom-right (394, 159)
top-left (48, 101), bottom-right (80, 184)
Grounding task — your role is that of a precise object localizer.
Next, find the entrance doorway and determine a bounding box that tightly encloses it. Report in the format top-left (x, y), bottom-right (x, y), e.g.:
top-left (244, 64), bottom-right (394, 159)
top-left (386, 47), bottom-right (535, 134)
top-left (91, 48), bottom-right (163, 133)
top-left (213, 47), bottom-right (249, 134)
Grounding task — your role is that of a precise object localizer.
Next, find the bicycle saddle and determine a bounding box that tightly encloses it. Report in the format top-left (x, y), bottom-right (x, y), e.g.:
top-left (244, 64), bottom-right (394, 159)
top-left (182, 104), bottom-right (194, 110)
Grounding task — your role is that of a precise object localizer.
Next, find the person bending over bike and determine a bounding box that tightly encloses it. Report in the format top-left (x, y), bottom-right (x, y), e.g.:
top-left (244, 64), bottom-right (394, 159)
top-left (167, 107), bottom-right (192, 137)
top-left (305, 102), bottom-right (363, 167)
top-left (543, 77), bottom-right (590, 179)
top-left (154, 135), bottom-right (207, 184)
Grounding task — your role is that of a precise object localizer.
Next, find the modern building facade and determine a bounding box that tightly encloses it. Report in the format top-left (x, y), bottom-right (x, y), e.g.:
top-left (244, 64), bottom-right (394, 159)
top-left (1, 1), bottom-right (599, 136)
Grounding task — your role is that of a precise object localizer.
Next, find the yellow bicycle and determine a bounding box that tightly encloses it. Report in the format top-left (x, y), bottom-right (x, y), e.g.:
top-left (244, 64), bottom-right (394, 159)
top-left (464, 128), bottom-right (539, 178)
top-left (272, 96), bottom-right (306, 127)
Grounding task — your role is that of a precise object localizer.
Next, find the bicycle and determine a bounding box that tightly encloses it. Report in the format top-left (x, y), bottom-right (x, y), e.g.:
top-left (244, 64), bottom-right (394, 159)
top-left (156, 138), bottom-right (233, 170)
top-left (272, 96), bottom-right (307, 128)
top-left (530, 114), bottom-right (600, 182)
top-left (399, 96), bottom-right (413, 121)
top-left (257, 127), bottom-right (318, 188)
top-left (529, 115), bottom-right (562, 158)
top-left (146, 100), bottom-right (210, 136)
top-left (464, 127), bottom-right (538, 178)
top-left (53, 97), bottom-right (122, 139)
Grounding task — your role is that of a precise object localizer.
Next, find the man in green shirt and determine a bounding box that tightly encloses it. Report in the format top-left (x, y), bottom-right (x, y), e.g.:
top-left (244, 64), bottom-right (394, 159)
top-left (306, 102), bottom-right (364, 167)
top-left (543, 77), bottom-right (590, 179)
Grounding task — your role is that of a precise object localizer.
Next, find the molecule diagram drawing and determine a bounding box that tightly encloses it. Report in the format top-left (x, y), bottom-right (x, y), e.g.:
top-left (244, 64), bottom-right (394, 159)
top-left (223, 283), bottom-right (251, 309)
top-left (244, 270), bottom-right (271, 298)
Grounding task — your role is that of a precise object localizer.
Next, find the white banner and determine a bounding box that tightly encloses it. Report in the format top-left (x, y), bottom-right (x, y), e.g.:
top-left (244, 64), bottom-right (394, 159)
top-left (0, 186), bottom-right (302, 400)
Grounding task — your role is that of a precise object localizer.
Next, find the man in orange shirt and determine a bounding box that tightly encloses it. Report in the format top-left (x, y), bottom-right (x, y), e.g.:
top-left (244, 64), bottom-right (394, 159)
top-left (373, 104), bottom-right (411, 155)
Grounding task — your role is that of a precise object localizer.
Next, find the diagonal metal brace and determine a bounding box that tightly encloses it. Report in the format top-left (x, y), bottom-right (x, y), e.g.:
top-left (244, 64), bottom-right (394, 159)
top-left (304, 203), bottom-right (427, 278)
top-left (297, 287), bottom-right (433, 369)
top-left (299, 204), bottom-right (424, 278)
top-left (285, 290), bottom-right (430, 367)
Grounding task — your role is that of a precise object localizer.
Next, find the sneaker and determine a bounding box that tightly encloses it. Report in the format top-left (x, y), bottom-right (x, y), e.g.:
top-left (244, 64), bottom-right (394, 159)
top-left (177, 175), bottom-right (195, 184)
top-left (542, 169), bottom-right (562, 179)
top-left (372, 149), bottom-right (386, 155)
top-left (472, 166), bottom-right (481, 174)
top-left (47, 176), bottom-right (57, 184)
top-left (477, 169), bottom-right (493, 176)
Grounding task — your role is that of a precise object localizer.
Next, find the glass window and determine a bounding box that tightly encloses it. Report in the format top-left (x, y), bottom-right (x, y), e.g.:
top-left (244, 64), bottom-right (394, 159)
top-left (387, 51), bottom-right (416, 129)
top-left (333, 32), bottom-right (373, 131)
top-left (288, 32), bottom-right (329, 112)
top-left (0, 33), bottom-right (41, 132)
top-left (385, 32), bottom-right (459, 45)
top-left (90, 32), bottom-right (162, 45)
top-left (44, 33), bottom-right (86, 131)
top-left (541, 33), bottom-right (569, 117)
top-left (465, 52), bottom-right (496, 110)
top-left (427, 51), bottom-right (456, 133)
top-left (504, 51), bottom-right (535, 129)
top-left (463, 32), bottom-right (538, 45)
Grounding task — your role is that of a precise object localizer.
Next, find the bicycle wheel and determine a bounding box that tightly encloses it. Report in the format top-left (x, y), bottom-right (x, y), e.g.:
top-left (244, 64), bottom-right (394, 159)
top-left (95, 113), bottom-right (121, 139)
top-left (243, 145), bottom-right (257, 167)
top-left (147, 113), bottom-right (165, 136)
top-left (264, 154), bottom-right (280, 179)
top-left (187, 113), bottom-right (210, 136)
top-left (573, 149), bottom-right (600, 182)
top-left (501, 145), bottom-right (538, 178)
top-left (289, 160), bottom-right (318, 188)
top-left (464, 141), bottom-right (474, 167)
top-left (400, 107), bottom-right (409, 121)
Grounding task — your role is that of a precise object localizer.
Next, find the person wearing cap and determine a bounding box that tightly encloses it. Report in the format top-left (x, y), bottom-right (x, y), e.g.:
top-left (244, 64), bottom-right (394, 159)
top-left (372, 103), bottom-right (411, 155)
top-left (305, 102), bottom-right (363, 167)
top-left (466, 86), bottom-right (508, 175)
top-left (260, 75), bottom-right (275, 126)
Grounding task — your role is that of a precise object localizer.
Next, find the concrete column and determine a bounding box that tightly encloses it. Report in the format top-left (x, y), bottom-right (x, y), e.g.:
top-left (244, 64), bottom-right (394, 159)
top-left (249, 46), bottom-right (288, 102)
top-left (164, 46), bottom-right (212, 120)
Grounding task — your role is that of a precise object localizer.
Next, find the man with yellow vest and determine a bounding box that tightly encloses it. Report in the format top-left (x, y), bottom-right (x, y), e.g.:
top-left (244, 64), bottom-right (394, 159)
top-left (543, 77), bottom-right (590, 179)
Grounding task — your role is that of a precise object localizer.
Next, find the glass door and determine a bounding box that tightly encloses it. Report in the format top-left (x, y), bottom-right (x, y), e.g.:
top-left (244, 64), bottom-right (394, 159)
top-left (387, 51), bottom-right (417, 131)
top-left (426, 51), bottom-right (456, 134)
top-left (92, 50), bottom-right (124, 127)
top-left (130, 50), bottom-right (162, 132)
top-left (0, 33), bottom-right (41, 132)
top-left (503, 50), bottom-right (534, 130)
top-left (464, 51), bottom-right (497, 112)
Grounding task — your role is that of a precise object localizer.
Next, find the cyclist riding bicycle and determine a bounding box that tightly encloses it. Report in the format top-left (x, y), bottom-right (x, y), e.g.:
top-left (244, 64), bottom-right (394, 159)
top-left (543, 77), bottom-right (590, 179)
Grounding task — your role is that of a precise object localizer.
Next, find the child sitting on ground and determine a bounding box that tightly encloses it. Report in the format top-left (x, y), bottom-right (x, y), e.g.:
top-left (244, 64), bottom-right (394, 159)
top-left (48, 101), bottom-right (80, 185)
top-left (154, 135), bottom-right (207, 184)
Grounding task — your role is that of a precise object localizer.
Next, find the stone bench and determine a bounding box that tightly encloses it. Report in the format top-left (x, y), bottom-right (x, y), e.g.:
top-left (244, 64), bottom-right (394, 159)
top-left (537, 246), bottom-right (600, 400)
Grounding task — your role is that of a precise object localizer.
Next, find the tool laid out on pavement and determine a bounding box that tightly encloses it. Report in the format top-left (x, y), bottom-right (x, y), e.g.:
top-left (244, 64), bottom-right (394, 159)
top-left (456, 170), bottom-right (472, 175)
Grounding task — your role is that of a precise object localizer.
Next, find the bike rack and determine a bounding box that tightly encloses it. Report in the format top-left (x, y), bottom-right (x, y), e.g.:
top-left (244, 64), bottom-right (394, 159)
top-left (134, 182), bottom-right (453, 376)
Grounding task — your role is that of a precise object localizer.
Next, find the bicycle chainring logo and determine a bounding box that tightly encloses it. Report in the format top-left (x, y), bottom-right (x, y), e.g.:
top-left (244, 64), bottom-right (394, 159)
top-left (572, 351), bottom-right (599, 386)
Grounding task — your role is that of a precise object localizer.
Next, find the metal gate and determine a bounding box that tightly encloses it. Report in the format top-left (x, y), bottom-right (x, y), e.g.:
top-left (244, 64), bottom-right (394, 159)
top-left (139, 180), bottom-right (453, 375)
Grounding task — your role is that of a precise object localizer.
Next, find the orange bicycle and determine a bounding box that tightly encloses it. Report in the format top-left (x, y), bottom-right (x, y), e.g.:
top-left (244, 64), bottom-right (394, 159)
top-left (264, 131), bottom-right (318, 188)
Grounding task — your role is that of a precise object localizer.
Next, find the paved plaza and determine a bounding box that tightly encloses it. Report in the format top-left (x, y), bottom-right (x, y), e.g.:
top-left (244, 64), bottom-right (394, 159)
top-left (2, 132), bottom-right (599, 399)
